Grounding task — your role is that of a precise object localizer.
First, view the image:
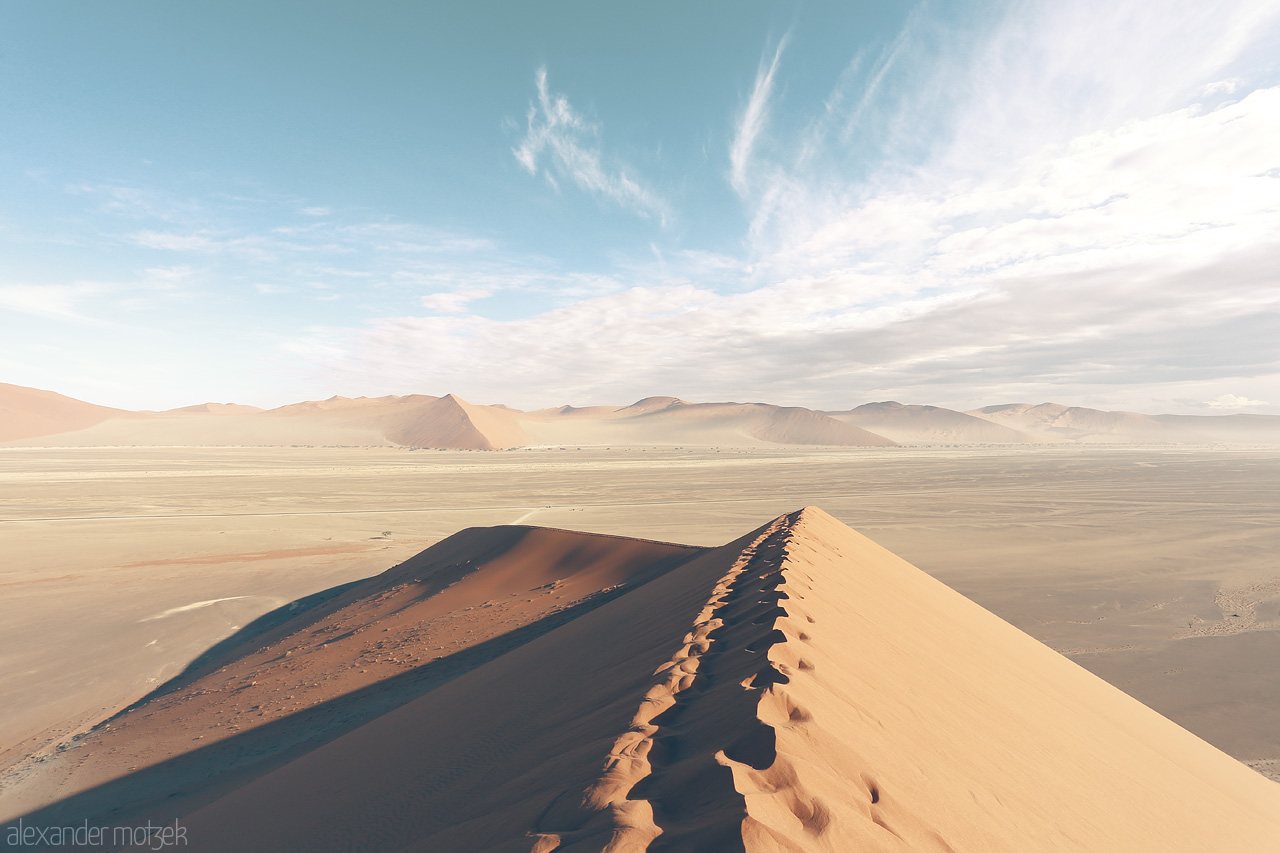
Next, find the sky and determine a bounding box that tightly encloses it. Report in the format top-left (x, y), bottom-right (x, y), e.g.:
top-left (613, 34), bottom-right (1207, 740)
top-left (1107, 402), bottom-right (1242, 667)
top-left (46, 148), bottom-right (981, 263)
top-left (1, 0), bottom-right (1278, 414)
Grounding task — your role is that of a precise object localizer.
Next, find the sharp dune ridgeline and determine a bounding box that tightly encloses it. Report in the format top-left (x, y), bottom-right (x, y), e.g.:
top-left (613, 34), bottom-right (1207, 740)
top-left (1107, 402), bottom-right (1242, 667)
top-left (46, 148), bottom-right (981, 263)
top-left (6, 508), bottom-right (1279, 851)
top-left (4, 382), bottom-right (1280, 448)
top-left (0, 382), bottom-right (142, 443)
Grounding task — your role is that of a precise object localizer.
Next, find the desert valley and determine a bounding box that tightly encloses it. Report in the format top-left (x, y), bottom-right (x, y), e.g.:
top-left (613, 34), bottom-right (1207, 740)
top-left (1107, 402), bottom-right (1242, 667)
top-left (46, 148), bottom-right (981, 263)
top-left (8, 0), bottom-right (1280, 848)
top-left (2, 381), bottom-right (1279, 850)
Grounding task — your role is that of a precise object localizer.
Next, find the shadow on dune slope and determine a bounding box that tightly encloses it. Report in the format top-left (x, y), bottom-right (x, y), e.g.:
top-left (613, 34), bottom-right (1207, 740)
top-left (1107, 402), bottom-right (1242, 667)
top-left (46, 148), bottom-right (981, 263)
top-left (6, 584), bottom-right (638, 841)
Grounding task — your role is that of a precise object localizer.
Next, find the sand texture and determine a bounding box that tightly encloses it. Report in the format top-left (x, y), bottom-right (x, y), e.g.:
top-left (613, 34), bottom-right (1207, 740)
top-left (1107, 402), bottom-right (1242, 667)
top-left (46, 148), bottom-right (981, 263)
top-left (6, 508), bottom-right (1279, 851)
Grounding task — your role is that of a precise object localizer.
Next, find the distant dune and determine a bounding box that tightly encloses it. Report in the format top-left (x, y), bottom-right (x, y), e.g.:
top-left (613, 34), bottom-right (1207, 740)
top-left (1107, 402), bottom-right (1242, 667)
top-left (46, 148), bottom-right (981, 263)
top-left (827, 401), bottom-right (1036, 444)
top-left (381, 393), bottom-right (530, 450)
top-left (4, 382), bottom-right (1278, 448)
top-left (0, 387), bottom-right (897, 449)
top-left (0, 382), bottom-right (140, 443)
top-left (159, 402), bottom-right (265, 416)
top-left (517, 396), bottom-right (898, 448)
top-left (8, 508), bottom-right (1279, 850)
top-left (967, 402), bottom-right (1210, 443)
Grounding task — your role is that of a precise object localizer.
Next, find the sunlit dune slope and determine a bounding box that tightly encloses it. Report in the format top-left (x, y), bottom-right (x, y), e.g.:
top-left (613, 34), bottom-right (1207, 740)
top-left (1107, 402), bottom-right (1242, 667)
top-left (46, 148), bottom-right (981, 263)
top-left (9, 509), bottom-right (1280, 851)
top-left (0, 382), bottom-right (140, 442)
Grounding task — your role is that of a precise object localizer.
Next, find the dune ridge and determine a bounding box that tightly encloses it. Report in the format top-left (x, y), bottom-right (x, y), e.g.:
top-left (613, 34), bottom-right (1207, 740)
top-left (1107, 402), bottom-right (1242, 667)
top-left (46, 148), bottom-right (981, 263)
top-left (7, 381), bottom-right (1280, 448)
top-left (0, 385), bottom-right (894, 449)
top-left (0, 382), bottom-right (139, 443)
top-left (827, 401), bottom-right (1035, 444)
top-left (529, 508), bottom-right (1280, 851)
top-left (531, 513), bottom-right (797, 851)
top-left (967, 402), bottom-right (1204, 443)
top-left (6, 509), bottom-right (1280, 850)
top-left (382, 393), bottom-right (530, 449)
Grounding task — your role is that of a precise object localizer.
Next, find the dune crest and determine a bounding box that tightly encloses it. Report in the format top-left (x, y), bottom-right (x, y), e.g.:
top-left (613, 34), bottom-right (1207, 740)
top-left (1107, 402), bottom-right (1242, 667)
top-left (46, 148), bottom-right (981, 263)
top-left (530, 508), bottom-right (1280, 851)
top-left (0, 382), bottom-right (139, 442)
top-left (6, 509), bottom-right (1280, 849)
top-left (383, 393), bottom-right (530, 449)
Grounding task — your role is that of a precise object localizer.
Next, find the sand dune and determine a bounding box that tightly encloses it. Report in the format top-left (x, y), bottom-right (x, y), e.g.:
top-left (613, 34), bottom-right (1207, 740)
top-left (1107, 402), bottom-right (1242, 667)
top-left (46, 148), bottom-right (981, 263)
top-left (521, 399), bottom-right (898, 448)
top-left (968, 402), bottom-right (1211, 443)
top-left (6, 383), bottom-right (1278, 450)
top-left (8, 509), bottom-right (1278, 850)
top-left (160, 403), bottom-right (264, 416)
top-left (1, 386), bottom-right (891, 449)
top-left (0, 382), bottom-right (139, 443)
top-left (382, 393), bottom-right (530, 449)
top-left (827, 401), bottom-right (1035, 444)
top-left (1, 391), bottom-right (529, 450)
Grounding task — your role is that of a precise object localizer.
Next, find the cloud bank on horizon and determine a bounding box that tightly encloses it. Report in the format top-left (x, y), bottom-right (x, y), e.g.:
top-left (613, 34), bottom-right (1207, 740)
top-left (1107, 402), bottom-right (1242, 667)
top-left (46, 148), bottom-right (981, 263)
top-left (1, 0), bottom-right (1277, 413)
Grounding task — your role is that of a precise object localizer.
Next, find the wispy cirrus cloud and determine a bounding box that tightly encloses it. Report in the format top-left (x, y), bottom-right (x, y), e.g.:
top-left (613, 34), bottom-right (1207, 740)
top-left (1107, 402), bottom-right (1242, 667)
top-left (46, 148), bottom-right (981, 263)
top-left (729, 36), bottom-right (787, 198)
top-left (420, 288), bottom-right (490, 314)
top-left (0, 265), bottom-right (197, 322)
top-left (0, 283), bottom-right (96, 321)
top-left (513, 67), bottom-right (670, 225)
top-left (303, 0), bottom-right (1280, 413)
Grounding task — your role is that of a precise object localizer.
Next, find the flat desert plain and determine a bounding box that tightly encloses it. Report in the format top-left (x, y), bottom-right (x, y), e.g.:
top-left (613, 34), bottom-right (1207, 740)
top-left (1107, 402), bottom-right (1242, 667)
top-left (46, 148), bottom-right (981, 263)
top-left (2, 443), bottom-right (1279, 822)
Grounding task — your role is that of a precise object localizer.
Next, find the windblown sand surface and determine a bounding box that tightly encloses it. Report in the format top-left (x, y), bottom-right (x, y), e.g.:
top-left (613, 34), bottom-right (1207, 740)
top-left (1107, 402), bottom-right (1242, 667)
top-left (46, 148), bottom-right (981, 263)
top-left (5, 508), bottom-right (1279, 851)
top-left (3, 444), bottom-right (1280, 796)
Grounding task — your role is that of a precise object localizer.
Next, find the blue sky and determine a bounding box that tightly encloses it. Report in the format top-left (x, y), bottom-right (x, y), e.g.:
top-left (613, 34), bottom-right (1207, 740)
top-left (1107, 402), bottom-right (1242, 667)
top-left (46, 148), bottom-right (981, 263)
top-left (2, 0), bottom-right (1278, 413)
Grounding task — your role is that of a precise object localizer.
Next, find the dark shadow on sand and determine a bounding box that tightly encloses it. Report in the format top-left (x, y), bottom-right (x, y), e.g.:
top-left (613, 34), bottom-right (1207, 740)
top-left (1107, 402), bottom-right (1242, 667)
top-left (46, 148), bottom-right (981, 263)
top-left (2, 583), bottom-right (636, 851)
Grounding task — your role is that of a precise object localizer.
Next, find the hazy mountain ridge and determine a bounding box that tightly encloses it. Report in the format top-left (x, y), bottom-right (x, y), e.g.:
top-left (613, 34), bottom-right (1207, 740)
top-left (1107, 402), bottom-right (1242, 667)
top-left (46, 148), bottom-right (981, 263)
top-left (2, 382), bottom-right (1277, 449)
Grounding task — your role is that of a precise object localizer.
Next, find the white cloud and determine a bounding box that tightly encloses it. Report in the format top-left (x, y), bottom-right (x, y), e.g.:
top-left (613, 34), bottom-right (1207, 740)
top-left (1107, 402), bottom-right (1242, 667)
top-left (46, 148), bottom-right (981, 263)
top-left (280, 333), bottom-right (346, 360)
top-left (1208, 393), bottom-right (1268, 409)
top-left (420, 288), bottom-right (490, 314)
top-left (129, 230), bottom-right (222, 252)
top-left (1199, 78), bottom-right (1244, 96)
top-left (65, 182), bottom-right (201, 221)
top-left (0, 267), bottom-right (197, 322)
top-left (513, 68), bottom-right (670, 224)
top-left (304, 0), bottom-right (1280, 411)
top-left (0, 283), bottom-right (92, 320)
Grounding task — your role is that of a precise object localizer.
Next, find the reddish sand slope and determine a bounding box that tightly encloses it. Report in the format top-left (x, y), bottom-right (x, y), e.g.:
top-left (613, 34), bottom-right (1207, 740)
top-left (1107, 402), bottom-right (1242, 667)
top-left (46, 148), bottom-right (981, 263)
top-left (383, 393), bottom-right (530, 449)
top-left (0, 382), bottom-right (138, 442)
top-left (827, 401), bottom-right (1034, 444)
top-left (7, 509), bottom-right (1279, 851)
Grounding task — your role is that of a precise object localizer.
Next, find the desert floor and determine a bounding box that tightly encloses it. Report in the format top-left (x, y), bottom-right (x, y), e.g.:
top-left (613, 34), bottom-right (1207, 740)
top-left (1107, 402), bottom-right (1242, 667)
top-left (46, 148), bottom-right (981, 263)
top-left (2, 444), bottom-right (1278, 792)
